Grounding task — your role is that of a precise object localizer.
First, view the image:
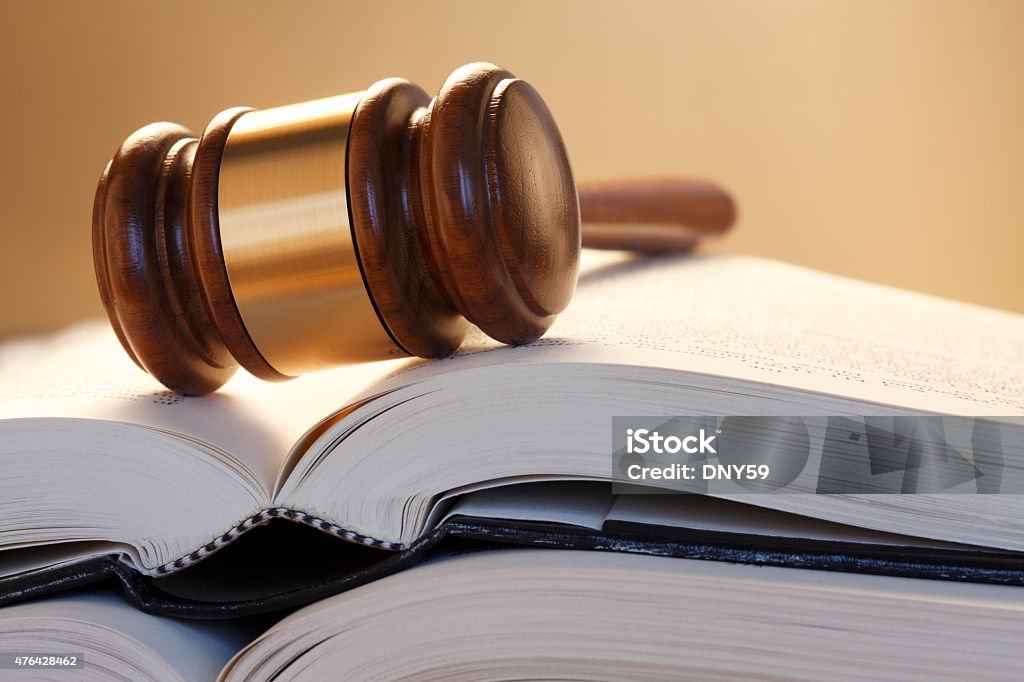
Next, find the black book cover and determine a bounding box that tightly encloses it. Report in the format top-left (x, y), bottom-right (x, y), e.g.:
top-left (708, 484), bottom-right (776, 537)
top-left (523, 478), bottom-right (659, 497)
top-left (1, 517), bottom-right (1021, 619)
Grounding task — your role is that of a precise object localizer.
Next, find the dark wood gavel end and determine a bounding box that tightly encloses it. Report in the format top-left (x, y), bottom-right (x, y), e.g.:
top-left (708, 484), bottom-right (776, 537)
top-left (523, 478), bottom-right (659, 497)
top-left (93, 63), bottom-right (735, 395)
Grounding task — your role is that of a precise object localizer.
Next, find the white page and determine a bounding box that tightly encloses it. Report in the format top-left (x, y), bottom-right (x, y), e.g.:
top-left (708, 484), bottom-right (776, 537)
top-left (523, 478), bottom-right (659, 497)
top-left (0, 322), bottom-right (411, 492)
top-left (383, 251), bottom-right (1024, 416)
top-left (442, 481), bottom-right (614, 530)
top-left (223, 549), bottom-right (1024, 682)
top-left (281, 252), bottom-right (1024, 549)
top-left (0, 542), bottom-right (134, 579)
top-left (0, 589), bottom-right (255, 681)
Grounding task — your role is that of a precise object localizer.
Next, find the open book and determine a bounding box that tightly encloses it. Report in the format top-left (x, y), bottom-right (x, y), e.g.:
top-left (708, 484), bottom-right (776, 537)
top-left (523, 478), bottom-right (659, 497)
top-left (3, 550), bottom-right (1023, 681)
top-left (1, 251), bottom-right (1023, 616)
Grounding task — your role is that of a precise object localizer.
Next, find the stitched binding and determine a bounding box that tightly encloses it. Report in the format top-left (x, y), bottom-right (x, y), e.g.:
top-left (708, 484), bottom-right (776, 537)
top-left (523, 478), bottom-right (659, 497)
top-left (151, 507), bottom-right (406, 576)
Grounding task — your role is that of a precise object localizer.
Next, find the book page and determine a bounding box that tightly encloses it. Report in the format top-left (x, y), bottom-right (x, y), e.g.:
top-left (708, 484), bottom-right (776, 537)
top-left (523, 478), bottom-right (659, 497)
top-left (222, 549), bottom-right (1024, 682)
top-left (383, 251), bottom-right (1024, 415)
top-left (273, 252), bottom-right (1024, 548)
top-left (0, 323), bottom-right (411, 492)
top-left (0, 588), bottom-right (257, 681)
top-left (441, 481), bottom-right (614, 530)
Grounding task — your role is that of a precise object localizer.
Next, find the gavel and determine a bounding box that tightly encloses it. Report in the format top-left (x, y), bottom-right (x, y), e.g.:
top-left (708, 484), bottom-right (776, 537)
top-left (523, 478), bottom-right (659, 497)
top-left (94, 62), bottom-right (735, 396)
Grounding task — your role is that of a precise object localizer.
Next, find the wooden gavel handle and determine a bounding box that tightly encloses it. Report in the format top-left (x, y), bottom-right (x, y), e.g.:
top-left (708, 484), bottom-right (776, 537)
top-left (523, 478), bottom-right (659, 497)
top-left (578, 177), bottom-right (736, 252)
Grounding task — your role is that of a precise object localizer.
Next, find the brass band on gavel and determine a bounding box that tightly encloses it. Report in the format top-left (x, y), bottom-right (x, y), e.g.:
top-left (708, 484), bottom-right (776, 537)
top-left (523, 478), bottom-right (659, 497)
top-left (217, 93), bottom-right (403, 376)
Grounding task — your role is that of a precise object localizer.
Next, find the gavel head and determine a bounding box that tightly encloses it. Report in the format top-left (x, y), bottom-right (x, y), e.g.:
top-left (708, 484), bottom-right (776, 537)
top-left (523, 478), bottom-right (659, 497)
top-left (93, 63), bottom-right (580, 395)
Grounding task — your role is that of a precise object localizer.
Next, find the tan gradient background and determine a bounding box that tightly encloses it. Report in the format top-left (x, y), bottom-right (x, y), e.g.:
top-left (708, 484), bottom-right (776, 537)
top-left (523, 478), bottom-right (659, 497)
top-left (1, 0), bottom-right (1022, 340)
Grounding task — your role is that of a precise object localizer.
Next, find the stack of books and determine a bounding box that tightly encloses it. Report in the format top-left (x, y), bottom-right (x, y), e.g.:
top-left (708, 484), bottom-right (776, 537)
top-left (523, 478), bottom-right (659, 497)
top-left (1, 251), bottom-right (1022, 680)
